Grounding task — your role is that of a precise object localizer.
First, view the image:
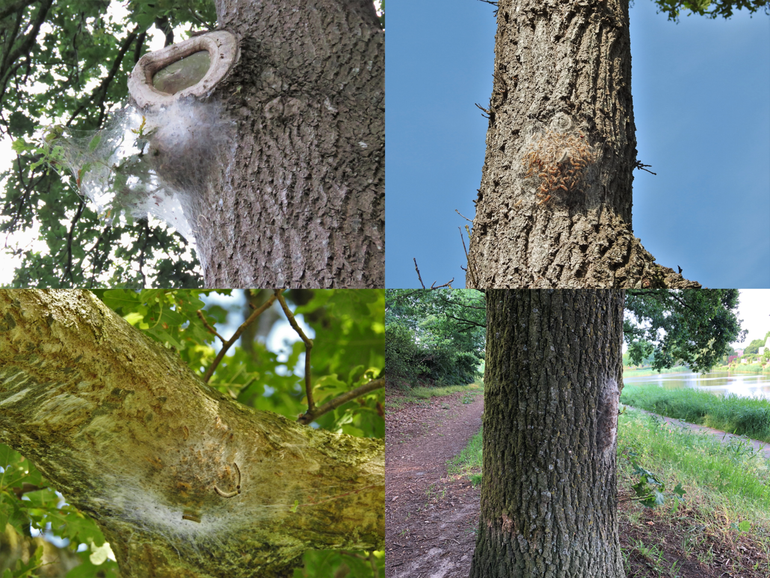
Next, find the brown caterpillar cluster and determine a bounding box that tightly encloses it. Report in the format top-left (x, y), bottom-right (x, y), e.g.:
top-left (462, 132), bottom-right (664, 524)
top-left (523, 129), bottom-right (595, 206)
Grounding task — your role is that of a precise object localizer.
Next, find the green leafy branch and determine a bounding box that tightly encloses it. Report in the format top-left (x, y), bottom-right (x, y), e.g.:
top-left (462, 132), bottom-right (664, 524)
top-left (0, 445), bottom-right (120, 578)
top-left (621, 449), bottom-right (686, 508)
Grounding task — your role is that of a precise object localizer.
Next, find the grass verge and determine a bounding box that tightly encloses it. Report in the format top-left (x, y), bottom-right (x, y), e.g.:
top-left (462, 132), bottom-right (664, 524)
top-left (623, 366), bottom-right (690, 378)
top-left (447, 427), bottom-right (483, 486)
top-left (386, 382), bottom-right (483, 411)
top-left (621, 384), bottom-right (770, 444)
top-left (448, 406), bottom-right (770, 577)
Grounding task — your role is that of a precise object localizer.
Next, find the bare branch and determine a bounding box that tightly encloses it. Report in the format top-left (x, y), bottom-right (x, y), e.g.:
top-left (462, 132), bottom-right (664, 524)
top-left (413, 257), bottom-right (426, 289)
top-left (298, 378), bottom-right (384, 425)
top-left (202, 292), bottom-right (278, 383)
top-left (274, 289), bottom-right (315, 414)
top-left (196, 309), bottom-right (226, 343)
top-left (455, 209), bottom-right (473, 222)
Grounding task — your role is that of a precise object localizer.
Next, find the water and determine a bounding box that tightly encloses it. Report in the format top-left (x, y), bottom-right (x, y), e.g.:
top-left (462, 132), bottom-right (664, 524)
top-left (623, 371), bottom-right (770, 402)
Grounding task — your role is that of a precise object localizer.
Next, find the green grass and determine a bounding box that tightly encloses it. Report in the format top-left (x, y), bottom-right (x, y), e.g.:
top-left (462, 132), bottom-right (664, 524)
top-left (622, 365), bottom-right (690, 378)
top-left (447, 427), bottom-right (483, 485)
top-left (387, 382), bottom-right (483, 411)
top-left (620, 384), bottom-right (770, 444)
top-left (446, 406), bottom-right (770, 575)
top-left (712, 364), bottom-right (770, 375)
top-left (618, 408), bottom-right (770, 519)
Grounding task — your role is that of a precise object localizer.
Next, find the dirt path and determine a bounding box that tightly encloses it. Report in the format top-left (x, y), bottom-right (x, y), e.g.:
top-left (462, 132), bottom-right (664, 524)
top-left (385, 391), bottom-right (483, 578)
top-left (385, 393), bottom-right (770, 578)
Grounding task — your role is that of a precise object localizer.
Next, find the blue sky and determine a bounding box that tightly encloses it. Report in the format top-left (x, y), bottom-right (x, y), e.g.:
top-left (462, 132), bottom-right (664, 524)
top-left (385, 1), bottom-right (770, 289)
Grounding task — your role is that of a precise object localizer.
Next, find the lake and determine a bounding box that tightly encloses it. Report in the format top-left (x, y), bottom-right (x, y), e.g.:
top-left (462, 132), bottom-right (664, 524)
top-left (623, 371), bottom-right (770, 402)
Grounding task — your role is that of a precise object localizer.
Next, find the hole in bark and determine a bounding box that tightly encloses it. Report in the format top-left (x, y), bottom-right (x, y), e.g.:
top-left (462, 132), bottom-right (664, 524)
top-left (152, 51), bottom-right (211, 95)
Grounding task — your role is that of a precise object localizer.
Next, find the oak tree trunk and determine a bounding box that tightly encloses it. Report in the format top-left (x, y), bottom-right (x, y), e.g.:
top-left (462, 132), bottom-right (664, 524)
top-left (469, 290), bottom-right (625, 578)
top-left (466, 0), bottom-right (698, 289)
top-left (0, 290), bottom-right (384, 578)
top-left (191, 0), bottom-right (383, 288)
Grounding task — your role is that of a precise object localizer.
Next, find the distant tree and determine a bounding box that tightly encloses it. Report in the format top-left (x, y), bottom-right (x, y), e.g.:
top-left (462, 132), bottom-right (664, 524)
top-left (466, 0), bottom-right (767, 288)
top-left (469, 288), bottom-right (743, 577)
top-left (1, 0), bottom-right (384, 288)
top-left (624, 289), bottom-right (745, 372)
top-left (385, 289), bottom-right (485, 386)
top-left (721, 344), bottom-right (737, 364)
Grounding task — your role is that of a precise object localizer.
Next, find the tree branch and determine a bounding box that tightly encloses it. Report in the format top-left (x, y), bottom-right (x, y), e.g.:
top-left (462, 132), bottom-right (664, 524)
top-left (0, 290), bottom-right (384, 578)
top-left (61, 196), bottom-right (86, 285)
top-left (0, 0), bottom-right (53, 101)
top-left (202, 292), bottom-right (278, 383)
top-left (67, 26), bottom-right (139, 127)
top-left (0, 0), bottom-right (38, 22)
top-left (298, 378), bottom-right (384, 425)
top-left (274, 289), bottom-right (315, 414)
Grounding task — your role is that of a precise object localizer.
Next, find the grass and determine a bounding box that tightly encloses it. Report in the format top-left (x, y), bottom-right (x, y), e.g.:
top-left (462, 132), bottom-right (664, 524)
top-left (620, 384), bottom-right (770, 444)
top-left (712, 364), bottom-right (770, 375)
top-left (447, 406), bottom-right (770, 577)
top-left (386, 381), bottom-right (483, 411)
top-left (617, 408), bottom-right (770, 577)
top-left (622, 366), bottom-right (691, 378)
top-left (447, 427), bottom-right (483, 486)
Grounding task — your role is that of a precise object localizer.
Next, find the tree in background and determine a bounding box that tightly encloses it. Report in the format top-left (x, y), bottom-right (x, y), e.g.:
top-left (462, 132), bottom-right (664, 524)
top-left (624, 289), bottom-right (745, 372)
top-left (1, 0), bottom-right (384, 288)
top-left (465, 0), bottom-right (766, 289)
top-left (385, 289), bottom-right (485, 387)
top-left (0, 289), bottom-right (384, 578)
top-left (469, 289), bottom-right (743, 577)
top-left (743, 338), bottom-right (765, 356)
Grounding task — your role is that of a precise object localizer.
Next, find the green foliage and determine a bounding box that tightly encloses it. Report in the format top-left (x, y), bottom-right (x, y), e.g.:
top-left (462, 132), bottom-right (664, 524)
top-left (0, 446), bottom-right (121, 577)
top-left (295, 549), bottom-right (384, 578)
top-left (743, 337), bottom-right (765, 355)
top-left (624, 449), bottom-right (687, 508)
top-left (624, 289), bottom-right (745, 374)
top-left (1, 289), bottom-right (384, 577)
top-left (650, 0), bottom-right (769, 21)
top-left (385, 289), bottom-right (485, 387)
top-left (1, 546), bottom-right (42, 578)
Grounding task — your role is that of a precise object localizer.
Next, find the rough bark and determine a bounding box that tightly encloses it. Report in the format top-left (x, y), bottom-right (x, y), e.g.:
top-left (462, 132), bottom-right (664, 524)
top-left (0, 290), bottom-right (384, 578)
top-left (466, 0), bottom-right (699, 289)
top-left (155, 0), bottom-right (384, 288)
top-left (469, 290), bottom-right (625, 578)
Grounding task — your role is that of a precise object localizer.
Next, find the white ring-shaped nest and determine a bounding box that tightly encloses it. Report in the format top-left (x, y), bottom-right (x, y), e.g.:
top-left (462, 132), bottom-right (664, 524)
top-left (128, 31), bottom-right (239, 109)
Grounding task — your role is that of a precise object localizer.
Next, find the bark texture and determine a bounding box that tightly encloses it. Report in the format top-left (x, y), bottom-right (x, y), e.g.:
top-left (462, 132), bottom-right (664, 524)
top-left (147, 0), bottom-right (384, 288)
top-left (469, 290), bottom-right (625, 578)
top-left (466, 0), bottom-right (699, 289)
top-left (0, 290), bottom-right (384, 578)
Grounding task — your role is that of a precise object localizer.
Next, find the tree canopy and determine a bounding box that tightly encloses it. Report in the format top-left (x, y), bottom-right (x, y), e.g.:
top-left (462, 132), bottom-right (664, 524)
top-left (386, 289), bottom-right (745, 386)
top-left (623, 289), bottom-right (745, 373)
top-left (385, 289), bottom-right (485, 387)
top-left (650, 0), bottom-right (769, 21)
top-left (0, 289), bottom-right (385, 577)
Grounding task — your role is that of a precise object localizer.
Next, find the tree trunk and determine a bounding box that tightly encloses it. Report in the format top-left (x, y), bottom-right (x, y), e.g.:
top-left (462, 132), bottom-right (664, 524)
top-left (466, 0), bottom-right (699, 289)
top-left (186, 0), bottom-right (383, 287)
top-left (469, 290), bottom-right (625, 578)
top-left (0, 290), bottom-right (384, 578)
